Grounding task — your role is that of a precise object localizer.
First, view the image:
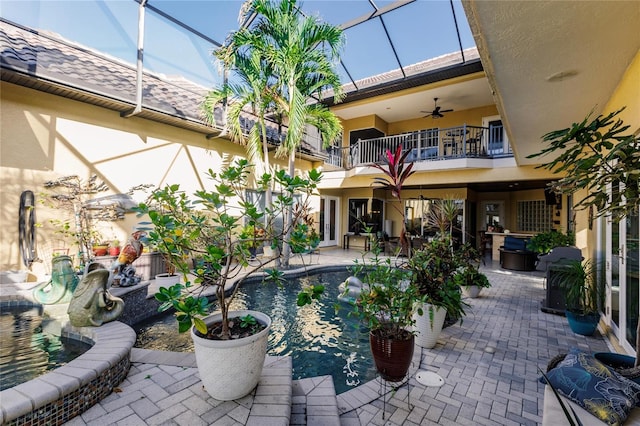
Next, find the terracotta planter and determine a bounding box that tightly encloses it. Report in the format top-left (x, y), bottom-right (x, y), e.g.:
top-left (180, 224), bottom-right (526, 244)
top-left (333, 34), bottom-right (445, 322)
top-left (93, 245), bottom-right (108, 256)
top-left (413, 303), bottom-right (447, 349)
top-left (108, 246), bottom-right (121, 256)
top-left (369, 330), bottom-right (414, 382)
top-left (192, 310), bottom-right (271, 400)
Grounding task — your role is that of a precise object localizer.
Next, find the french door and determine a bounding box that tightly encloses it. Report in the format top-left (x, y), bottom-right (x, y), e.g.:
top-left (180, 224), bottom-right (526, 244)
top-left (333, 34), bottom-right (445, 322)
top-left (604, 180), bottom-right (640, 354)
top-left (319, 196), bottom-right (339, 247)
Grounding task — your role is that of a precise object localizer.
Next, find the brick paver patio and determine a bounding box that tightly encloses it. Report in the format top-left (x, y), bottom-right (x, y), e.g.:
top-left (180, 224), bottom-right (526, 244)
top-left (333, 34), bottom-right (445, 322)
top-left (63, 250), bottom-right (612, 425)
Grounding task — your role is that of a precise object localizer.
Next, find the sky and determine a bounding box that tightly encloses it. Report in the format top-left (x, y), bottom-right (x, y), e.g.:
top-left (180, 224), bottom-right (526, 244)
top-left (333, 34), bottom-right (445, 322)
top-left (1, 0), bottom-right (475, 88)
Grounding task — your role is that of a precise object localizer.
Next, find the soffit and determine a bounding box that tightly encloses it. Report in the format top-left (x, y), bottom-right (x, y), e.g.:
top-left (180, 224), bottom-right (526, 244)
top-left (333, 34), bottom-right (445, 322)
top-left (463, 0), bottom-right (640, 165)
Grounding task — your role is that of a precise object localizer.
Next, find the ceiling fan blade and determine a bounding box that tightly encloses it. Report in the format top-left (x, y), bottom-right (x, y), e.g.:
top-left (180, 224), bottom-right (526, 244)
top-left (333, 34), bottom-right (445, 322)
top-left (440, 108), bottom-right (454, 113)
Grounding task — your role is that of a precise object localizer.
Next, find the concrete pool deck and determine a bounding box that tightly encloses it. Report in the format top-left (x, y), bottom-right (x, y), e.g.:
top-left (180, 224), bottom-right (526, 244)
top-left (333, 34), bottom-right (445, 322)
top-left (53, 248), bottom-right (616, 426)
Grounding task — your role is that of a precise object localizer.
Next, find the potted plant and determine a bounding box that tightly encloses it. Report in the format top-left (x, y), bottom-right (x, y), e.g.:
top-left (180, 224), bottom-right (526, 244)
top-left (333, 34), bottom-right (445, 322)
top-left (135, 159), bottom-right (322, 400)
top-left (342, 239), bottom-right (418, 382)
top-left (239, 223), bottom-right (265, 259)
top-left (455, 264), bottom-right (491, 299)
top-left (551, 258), bottom-right (601, 336)
top-left (108, 239), bottom-right (121, 257)
top-left (408, 235), bottom-right (473, 348)
top-left (92, 242), bottom-right (109, 257)
top-left (527, 230), bottom-right (575, 255)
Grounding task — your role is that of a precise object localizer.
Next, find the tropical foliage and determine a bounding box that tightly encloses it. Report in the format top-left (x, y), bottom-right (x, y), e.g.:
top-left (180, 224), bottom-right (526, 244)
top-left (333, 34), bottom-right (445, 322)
top-left (204, 0), bottom-right (345, 267)
top-left (135, 160), bottom-right (323, 338)
top-left (343, 239), bottom-right (418, 340)
top-left (371, 145), bottom-right (415, 255)
top-left (528, 107), bottom-right (640, 220)
top-left (453, 264), bottom-right (491, 289)
top-left (551, 259), bottom-right (601, 315)
top-left (527, 230), bottom-right (575, 254)
top-left (407, 235), bottom-right (474, 322)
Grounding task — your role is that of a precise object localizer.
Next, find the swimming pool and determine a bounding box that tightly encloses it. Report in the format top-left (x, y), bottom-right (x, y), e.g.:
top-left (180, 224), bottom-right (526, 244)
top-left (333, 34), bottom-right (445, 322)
top-left (134, 268), bottom-right (377, 394)
top-left (0, 304), bottom-right (91, 391)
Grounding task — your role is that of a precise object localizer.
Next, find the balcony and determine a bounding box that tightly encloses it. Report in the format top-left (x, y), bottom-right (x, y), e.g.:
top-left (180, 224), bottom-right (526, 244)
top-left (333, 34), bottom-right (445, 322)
top-left (324, 125), bottom-right (513, 169)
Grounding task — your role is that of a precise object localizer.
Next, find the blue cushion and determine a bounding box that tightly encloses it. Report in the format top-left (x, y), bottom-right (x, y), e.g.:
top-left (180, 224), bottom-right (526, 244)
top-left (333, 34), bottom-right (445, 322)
top-left (542, 348), bottom-right (640, 425)
top-left (503, 236), bottom-right (529, 251)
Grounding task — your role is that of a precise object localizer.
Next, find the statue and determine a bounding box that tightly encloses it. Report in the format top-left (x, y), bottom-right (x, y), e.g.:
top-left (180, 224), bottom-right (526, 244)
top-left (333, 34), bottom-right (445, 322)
top-left (111, 231), bottom-right (145, 287)
top-left (33, 255), bottom-right (79, 304)
top-left (67, 263), bottom-right (124, 327)
top-left (338, 276), bottom-right (364, 304)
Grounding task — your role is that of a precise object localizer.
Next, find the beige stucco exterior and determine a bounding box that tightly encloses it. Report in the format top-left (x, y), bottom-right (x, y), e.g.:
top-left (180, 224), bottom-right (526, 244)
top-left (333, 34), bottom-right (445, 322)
top-left (0, 82), bottom-right (310, 277)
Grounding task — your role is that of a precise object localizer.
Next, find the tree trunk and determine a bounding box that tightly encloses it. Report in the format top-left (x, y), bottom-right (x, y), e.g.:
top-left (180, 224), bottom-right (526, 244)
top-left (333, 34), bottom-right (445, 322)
top-left (280, 150), bottom-right (296, 268)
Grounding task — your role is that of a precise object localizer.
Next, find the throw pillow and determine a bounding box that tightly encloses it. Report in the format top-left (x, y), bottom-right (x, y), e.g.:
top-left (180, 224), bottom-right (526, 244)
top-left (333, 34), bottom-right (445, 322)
top-left (543, 348), bottom-right (640, 425)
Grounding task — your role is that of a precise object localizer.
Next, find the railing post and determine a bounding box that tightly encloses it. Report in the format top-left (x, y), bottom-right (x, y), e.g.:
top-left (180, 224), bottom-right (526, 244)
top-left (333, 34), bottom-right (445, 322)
top-left (462, 124), bottom-right (467, 158)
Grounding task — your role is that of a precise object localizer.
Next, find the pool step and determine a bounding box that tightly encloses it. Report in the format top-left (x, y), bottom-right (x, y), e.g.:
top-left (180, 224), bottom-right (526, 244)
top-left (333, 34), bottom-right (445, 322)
top-left (291, 375), bottom-right (340, 426)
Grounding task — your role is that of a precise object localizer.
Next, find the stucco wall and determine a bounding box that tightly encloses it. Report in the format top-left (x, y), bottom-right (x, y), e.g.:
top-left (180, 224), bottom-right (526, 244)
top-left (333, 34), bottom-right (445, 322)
top-left (583, 50), bottom-right (640, 260)
top-left (0, 82), bottom-right (309, 276)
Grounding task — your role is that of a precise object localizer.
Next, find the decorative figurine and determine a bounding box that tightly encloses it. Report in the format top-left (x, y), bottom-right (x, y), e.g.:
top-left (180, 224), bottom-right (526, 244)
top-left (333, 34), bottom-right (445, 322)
top-left (67, 263), bottom-right (124, 327)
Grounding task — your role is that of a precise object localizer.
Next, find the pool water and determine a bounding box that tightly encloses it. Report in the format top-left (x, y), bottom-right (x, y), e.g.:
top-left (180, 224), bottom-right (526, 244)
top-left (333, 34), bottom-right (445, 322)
top-left (134, 269), bottom-right (377, 394)
top-left (0, 305), bottom-right (92, 391)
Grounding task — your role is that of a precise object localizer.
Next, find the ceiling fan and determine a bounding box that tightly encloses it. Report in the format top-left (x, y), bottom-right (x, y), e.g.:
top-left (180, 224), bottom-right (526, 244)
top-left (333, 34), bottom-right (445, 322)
top-left (422, 98), bottom-right (453, 119)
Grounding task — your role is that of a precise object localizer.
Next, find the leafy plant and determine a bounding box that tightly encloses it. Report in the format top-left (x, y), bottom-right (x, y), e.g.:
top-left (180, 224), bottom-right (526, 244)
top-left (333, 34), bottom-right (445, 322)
top-left (239, 223), bottom-right (266, 249)
top-left (527, 230), bottom-right (575, 254)
top-left (407, 235), bottom-right (476, 322)
top-left (453, 265), bottom-right (491, 289)
top-left (528, 107), bottom-right (640, 220)
top-left (371, 145), bottom-right (415, 255)
top-left (239, 314), bottom-right (257, 329)
top-left (135, 159), bottom-right (322, 338)
top-left (551, 259), bottom-right (601, 315)
top-left (215, 0), bottom-right (345, 268)
top-left (342, 239), bottom-right (418, 340)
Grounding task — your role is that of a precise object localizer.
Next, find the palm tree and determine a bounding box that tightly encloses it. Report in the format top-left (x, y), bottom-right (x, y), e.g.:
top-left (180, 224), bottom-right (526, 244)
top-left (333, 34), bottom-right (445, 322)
top-left (225, 0), bottom-right (345, 266)
top-left (202, 46), bottom-right (276, 219)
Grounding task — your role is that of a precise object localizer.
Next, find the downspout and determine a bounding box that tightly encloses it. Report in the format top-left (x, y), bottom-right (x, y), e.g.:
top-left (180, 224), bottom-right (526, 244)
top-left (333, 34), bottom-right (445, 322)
top-left (122, 0), bottom-right (147, 118)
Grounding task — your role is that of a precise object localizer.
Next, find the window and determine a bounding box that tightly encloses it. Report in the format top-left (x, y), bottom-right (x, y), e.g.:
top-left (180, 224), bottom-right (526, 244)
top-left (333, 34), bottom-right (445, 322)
top-left (348, 198), bottom-right (383, 234)
top-left (517, 200), bottom-right (554, 232)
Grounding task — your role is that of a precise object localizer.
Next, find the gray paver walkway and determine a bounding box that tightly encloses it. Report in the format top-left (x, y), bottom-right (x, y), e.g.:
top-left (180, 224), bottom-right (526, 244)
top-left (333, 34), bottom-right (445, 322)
top-left (62, 250), bottom-right (613, 425)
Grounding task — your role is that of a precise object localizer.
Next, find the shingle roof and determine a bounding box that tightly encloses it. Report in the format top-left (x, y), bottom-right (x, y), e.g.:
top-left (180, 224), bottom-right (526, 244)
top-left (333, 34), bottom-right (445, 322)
top-left (0, 19), bottom-right (214, 128)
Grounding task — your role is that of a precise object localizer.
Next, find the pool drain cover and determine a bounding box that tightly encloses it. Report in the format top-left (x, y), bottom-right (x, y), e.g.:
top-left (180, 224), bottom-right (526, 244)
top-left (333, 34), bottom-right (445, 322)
top-left (415, 371), bottom-right (444, 387)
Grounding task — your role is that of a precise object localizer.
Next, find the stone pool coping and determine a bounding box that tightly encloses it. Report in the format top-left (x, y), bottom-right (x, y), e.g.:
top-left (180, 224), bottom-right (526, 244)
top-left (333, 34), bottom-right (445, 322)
top-left (0, 295), bottom-right (135, 425)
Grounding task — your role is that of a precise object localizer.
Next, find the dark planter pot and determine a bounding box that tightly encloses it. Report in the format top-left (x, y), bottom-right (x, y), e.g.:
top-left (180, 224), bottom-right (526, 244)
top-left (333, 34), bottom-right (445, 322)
top-left (593, 352), bottom-right (640, 384)
top-left (565, 310), bottom-right (599, 336)
top-left (369, 330), bottom-right (414, 382)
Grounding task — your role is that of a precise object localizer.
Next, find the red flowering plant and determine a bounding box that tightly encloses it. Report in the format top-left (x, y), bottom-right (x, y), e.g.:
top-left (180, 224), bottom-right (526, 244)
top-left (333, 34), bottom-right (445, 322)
top-left (370, 145), bottom-right (415, 256)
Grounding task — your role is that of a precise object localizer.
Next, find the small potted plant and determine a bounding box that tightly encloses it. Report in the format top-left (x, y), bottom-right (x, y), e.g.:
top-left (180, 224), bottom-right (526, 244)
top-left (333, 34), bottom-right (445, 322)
top-left (108, 239), bottom-right (121, 257)
top-left (92, 241), bottom-right (109, 257)
top-left (342, 239), bottom-right (418, 382)
top-left (551, 258), bottom-right (601, 336)
top-left (135, 159), bottom-right (322, 400)
top-left (239, 223), bottom-right (265, 259)
top-left (454, 264), bottom-right (491, 298)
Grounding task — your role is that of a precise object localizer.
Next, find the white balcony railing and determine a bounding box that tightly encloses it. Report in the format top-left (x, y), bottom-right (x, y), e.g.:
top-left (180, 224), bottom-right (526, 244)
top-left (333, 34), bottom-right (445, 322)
top-left (324, 124), bottom-right (513, 169)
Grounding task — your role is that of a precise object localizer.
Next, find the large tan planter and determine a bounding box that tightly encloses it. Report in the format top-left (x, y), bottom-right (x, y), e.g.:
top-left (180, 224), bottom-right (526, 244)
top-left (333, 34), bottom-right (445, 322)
top-left (413, 303), bottom-right (447, 349)
top-left (191, 310), bottom-right (271, 400)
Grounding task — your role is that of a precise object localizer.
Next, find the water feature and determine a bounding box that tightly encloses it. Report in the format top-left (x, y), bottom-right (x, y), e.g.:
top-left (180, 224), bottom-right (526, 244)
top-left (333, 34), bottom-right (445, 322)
top-left (0, 303), bottom-right (91, 391)
top-left (134, 269), bottom-right (377, 394)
